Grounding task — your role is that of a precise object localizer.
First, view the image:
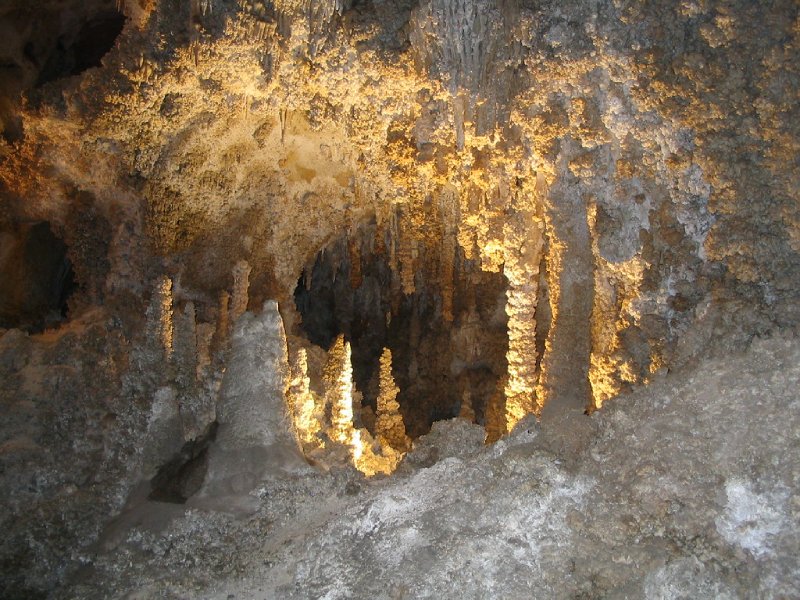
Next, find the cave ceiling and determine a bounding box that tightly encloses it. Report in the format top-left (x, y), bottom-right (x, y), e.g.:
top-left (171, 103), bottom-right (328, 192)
top-left (0, 0), bottom-right (798, 414)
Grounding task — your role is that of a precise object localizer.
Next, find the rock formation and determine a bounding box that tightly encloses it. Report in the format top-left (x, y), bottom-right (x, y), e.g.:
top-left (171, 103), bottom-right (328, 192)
top-left (287, 346), bottom-right (323, 450)
top-left (0, 0), bottom-right (798, 595)
top-left (322, 334), bottom-right (358, 452)
top-left (374, 347), bottom-right (410, 453)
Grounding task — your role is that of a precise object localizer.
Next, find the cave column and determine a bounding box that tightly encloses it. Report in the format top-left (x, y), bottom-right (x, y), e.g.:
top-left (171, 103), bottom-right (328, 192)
top-left (537, 151), bottom-right (595, 422)
top-left (503, 175), bottom-right (546, 431)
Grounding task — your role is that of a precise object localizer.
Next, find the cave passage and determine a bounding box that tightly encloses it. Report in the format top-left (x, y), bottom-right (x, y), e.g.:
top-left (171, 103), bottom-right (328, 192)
top-left (294, 218), bottom-right (509, 438)
top-left (36, 9), bottom-right (126, 87)
top-left (0, 221), bottom-right (77, 333)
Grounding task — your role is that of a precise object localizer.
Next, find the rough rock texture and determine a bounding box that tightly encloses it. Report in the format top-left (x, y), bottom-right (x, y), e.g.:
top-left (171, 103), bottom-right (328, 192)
top-left (58, 332), bottom-right (800, 599)
top-left (375, 347), bottom-right (411, 452)
top-left (0, 0), bottom-right (798, 596)
top-left (1, 0), bottom-right (796, 415)
top-left (194, 301), bottom-right (309, 514)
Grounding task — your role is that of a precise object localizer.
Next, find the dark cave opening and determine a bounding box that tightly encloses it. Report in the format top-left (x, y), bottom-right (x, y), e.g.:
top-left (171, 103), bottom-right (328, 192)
top-left (294, 219), bottom-right (509, 438)
top-left (149, 422), bottom-right (218, 504)
top-left (0, 221), bottom-right (77, 333)
top-left (36, 10), bottom-right (126, 87)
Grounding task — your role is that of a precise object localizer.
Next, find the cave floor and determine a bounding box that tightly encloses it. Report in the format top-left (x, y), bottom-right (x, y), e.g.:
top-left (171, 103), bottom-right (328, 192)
top-left (62, 332), bottom-right (800, 599)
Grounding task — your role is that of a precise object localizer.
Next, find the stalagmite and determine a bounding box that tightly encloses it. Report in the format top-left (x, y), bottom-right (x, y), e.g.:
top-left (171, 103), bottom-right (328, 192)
top-left (197, 301), bottom-right (307, 510)
top-left (323, 334), bottom-right (359, 455)
top-left (214, 290), bottom-right (230, 349)
top-left (173, 302), bottom-right (214, 441)
top-left (458, 389), bottom-right (476, 423)
top-left (484, 376), bottom-right (508, 443)
top-left (173, 302), bottom-right (198, 392)
top-left (375, 348), bottom-right (410, 453)
top-left (288, 347), bottom-right (323, 449)
top-left (195, 322), bottom-right (215, 380)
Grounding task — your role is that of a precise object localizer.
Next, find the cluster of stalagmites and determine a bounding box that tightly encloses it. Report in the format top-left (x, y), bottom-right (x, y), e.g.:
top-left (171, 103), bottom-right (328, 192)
top-left (144, 258), bottom-right (412, 476)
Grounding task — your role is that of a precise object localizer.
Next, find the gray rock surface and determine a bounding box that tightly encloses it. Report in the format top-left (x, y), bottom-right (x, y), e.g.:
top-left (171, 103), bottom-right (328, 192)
top-left (62, 332), bottom-right (800, 599)
top-left (194, 301), bottom-right (310, 514)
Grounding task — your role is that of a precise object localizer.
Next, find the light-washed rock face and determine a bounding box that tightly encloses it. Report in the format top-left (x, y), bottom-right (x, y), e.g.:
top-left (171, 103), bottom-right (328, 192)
top-left (1, 0), bottom-right (796, 420)
top-left (215, 301), bottom-right (293, 451)
top-left (716, 479), bottom-right (790, 560)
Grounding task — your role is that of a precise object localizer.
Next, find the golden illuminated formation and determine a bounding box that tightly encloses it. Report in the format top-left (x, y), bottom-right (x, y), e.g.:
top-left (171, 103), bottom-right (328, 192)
top-left (375, 348), bottom-right (411, 453)
top-left (316, 340), bottom-right (409, 476)
top-left (323, 335), bottom-right (360, 455)
top-left (288, 347), bottom-right (323, 450)
top-left (503, 177), bottom-right (546, 430)
top-left (146, 275), bottom-right (174, 364)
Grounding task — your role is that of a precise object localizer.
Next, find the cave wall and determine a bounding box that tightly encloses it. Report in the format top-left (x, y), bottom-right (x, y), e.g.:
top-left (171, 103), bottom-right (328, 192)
top-left (0, 0), bottom-right (798, 595)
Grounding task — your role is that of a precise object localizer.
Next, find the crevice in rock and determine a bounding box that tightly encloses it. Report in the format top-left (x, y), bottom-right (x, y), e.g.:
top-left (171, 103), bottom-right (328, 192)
top-left (148, 422), bottom-right (218, 504)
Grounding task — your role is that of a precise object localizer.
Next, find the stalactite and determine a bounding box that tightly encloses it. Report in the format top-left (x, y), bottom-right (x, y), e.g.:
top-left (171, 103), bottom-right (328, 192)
top-left (375, 348), bottom-right (411, 453)
top-left (214, 290), bottom-right (230, 350)
top-left (388, 208), bottom-right (398, 273)
top-left (145, 275), bottom-right (174, 365)
top-left (279, 107), bottom-right (288, 144)
top-left (484, 375), bottom-right (507, 443)
top-left (440, 187), bottom-right (458, 322)
top-left (348, 231), bottom-right (362, 289)
top-left (388, 208), bottom-right (404, 314)
top-left (229, 260), bottom-right (252, 325)
top-left (303, 0), bottom-right (342, 58)
top-left (409, 0), bottom-right (510, 120)
top-left (288, 347), bottom-right (323, 449)
top-left (374, 213), bottom-right (387, 256)
top-left (458, 389), bottom-right (476, 423)
top-left (454, 94), bottom-right (466, 151)
top-left (408, 304), bottom-right (421, 384)
top-left (397, 207), bottom-right (416, 295)
top-left (503, 178), bottom-right (546, 430)
top-left (191, 0), bottom-right (212, 18)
